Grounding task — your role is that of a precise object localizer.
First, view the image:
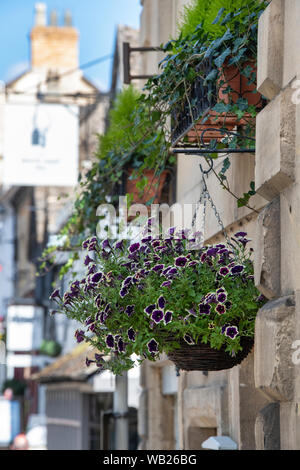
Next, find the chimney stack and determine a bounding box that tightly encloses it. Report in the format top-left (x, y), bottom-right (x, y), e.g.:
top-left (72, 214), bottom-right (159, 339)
top-left (30, 5), bottom-right (79, 71)
top-left (34, 3), bottom-right (47, 26)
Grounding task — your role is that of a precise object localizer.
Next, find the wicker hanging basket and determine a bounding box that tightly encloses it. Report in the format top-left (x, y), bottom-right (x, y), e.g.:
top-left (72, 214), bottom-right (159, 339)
top-left (165, 335), bottom-right (254, 372)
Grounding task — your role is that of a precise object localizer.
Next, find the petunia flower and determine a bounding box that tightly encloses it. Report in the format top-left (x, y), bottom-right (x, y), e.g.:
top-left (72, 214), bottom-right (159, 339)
top-left (152, 264), bottom-right (164, 273)
top-left (144, 304), bottom-right (156, 315)
top-left (129, 242), bottom-right (140, 253)
top-left (151, 309), bottom-right (164, 324)
top-left (231, 265), bottom-right (244, 275)
top-left (50, 289), bottom-right (60, 301)
top-left (147, 338), bottom-right (158, 354)
top-left (106, 334), bottom-right (115, 349)
top-left (84, 255), bottom-right (94, 266)
top-left (82, 238), bottom-right (90, 249)
top-left (119, 287), bottom-right (128, 298)
top-left (183, 334), bottom-right (195, 345)
top-left (217, 292), bottom-right (227, 303)
top-left (225, 326), bottom-right (239, 339)
top-left (219, 266), bottom-right (230, 276)
top-left (75, 330), bottom-right (85, 343)
top-left (161, 280), bottom-right (172, 288)
top-left (117, 337), bottom-right (126, 353)
top-left (157, 296), bottom-right (166, 310)
top-left (128, 328), bottom-right (136, 342)
top-left (164, 311), bottom-right (173, 325)
top-left (175, 256), bottom-right (188, 267)
top-left (234, 232), bottom-right (247, 238)
top-left (216, 304), bottom-right (226, 315)
top-left (125, 305), bottom-right (135, 317)
top-left (91, 272), bottom-right (103, 283)
top-left (199, 303), bottom-right (211, 315)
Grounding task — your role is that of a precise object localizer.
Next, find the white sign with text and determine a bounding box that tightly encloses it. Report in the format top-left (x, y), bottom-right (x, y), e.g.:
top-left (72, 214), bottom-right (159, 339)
top-left (3, 103), bottom-right (79, 187)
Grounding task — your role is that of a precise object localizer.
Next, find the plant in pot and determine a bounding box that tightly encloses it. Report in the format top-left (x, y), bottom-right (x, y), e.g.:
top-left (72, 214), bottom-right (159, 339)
top-left (145, 0), bottom-right (268, 148)
top-left (50, 220), bottom-right (266, 374)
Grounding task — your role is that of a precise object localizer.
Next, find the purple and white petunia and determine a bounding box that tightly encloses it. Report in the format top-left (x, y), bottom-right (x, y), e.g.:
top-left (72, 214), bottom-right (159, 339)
top-left (183, 334), bottom-right (195, 345)
top-left (175, 256), bottom-right (188, 267)
top-left (128, 328), bottom-right (136, 342)
top-left (125, 305), bottom-right (135, 317)
top-left (147, 338), bottom-right (158, 354)
top-left (161, 280), bottom-right (172, 288)
top-left (231, 265), bottom-right (244, 275)
top-left (157, 295), bottom-right (166, 310)
top-left (164, 311), bottom-right (173, 325)
top-left (106, 334), bottom-right (115, 349)
top-left (50, 289), bottom-right (60, 301)
top-left (129, 242), bottom-right (140, 254)
top-left (75, 330), bottom-right (85, 343)
top-left (152, 264), bottom-right (165, 273)
top-left (219, 266), bottom-right (230, 276)
top-left (216, 304), bottom-right (226, 315)
top-left (151, 309), bottom-right (164, 324)
top-left (199, 303), bottom-right (211, 315)
top-left (225, 326), bottom-right (239, 339)
top-left (144, 304), bottom-right (156, 315)
top-left (217, 292), bottom-right (227, 303)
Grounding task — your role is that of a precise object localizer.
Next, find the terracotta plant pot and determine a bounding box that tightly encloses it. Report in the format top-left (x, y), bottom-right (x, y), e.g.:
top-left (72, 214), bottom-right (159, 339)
top-left (187, 61), bottom-right (260, 144)
top-left (187, 112), bottom-right (238, 144)
top-left (126, 168), bottom-right (169, 204)
top-left (218, 60), bottom-right (262, 108)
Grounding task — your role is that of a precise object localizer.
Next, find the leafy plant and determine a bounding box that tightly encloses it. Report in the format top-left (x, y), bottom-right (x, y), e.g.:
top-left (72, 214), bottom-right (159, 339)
top-left (50, 223), bottom-right (266, 374)
top-left (179, 0), bottom-right (255, 39)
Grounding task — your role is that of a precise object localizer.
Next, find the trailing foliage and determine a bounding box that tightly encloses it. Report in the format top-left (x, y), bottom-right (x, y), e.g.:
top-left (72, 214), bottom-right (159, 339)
top-left (50, 224), bottom-right (266, 374)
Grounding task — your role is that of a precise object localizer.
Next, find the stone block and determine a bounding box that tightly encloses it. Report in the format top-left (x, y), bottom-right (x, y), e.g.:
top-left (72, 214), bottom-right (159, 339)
top-left (254, 296), bottom-right (295, 401)
top-left (280, 402), bottom-right (300, 449)
top-left (254, 197), bottom-right (281, 299)
top-left (255, 403), bottom-right (280, 450)
top-left (282, 0), bottom-right (300, 88)
top-left (255, 85), bottom-right (296, 201)
top-left (257, 0), bottom-right (284, 100)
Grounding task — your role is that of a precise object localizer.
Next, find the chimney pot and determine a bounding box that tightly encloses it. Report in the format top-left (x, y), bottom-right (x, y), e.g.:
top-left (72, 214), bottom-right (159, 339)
top-left (50, 9), bottom-right (58, 26)
top-left (64, 9), bottom-right (73, 27)
top-left (34, 2), bottom-right (47, 26)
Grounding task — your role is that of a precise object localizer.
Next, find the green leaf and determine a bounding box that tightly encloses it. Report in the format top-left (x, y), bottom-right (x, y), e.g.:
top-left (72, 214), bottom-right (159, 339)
top-left (212, 7), bottom-right (225, 25)
top-left (214, 47), bottom-right (232, 68)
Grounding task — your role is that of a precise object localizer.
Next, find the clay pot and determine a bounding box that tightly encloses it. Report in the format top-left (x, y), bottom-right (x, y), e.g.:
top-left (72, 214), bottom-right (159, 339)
top-left (218, 60), bottom-right (262, 108)
top-left (126, 168), bottom-right (169, 204)
top-left (187, 112), bottom-right (238, 144)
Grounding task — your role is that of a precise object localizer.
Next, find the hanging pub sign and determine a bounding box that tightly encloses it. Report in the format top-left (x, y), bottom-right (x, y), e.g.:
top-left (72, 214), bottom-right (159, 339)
top-left (3, 103), bottom-right (79, 187)
top-left (6, 304), bottom-right (44, 352)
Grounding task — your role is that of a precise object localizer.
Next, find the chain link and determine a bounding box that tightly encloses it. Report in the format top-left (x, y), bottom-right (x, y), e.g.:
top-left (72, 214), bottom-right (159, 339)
top-left (191, 169), bottom-right (231, 247)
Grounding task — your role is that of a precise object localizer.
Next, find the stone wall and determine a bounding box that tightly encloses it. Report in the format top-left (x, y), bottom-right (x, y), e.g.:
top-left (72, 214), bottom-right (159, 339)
top-left (254, 0), bottom-right (300, 450)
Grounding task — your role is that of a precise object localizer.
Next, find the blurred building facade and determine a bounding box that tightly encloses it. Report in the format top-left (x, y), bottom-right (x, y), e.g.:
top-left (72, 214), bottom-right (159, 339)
top-left (0, 3), bottom-right (109, 432)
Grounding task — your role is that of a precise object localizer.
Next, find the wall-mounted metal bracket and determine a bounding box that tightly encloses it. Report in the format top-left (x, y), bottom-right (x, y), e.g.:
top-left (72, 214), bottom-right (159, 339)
top-left (123, 42), bottom-right (162, 84)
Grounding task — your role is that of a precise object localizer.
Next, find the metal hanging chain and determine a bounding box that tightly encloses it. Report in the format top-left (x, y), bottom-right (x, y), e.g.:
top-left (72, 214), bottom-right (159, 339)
top-left (191, 160), bottom-right (232, 247)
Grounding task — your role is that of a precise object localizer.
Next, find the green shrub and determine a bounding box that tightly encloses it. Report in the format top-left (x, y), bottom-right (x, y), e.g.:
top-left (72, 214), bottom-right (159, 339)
top-left (179, 0), bottom-right (262, 39)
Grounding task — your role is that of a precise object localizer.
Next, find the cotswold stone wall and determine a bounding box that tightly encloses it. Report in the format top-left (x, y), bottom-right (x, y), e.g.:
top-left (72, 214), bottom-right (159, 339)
top-left (254, 0), bottom-right (300, 450)
top-left (139, 0), bottom-right (300, 451)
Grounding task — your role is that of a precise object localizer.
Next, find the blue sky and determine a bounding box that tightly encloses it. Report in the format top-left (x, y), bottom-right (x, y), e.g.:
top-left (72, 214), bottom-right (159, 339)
top-left (0, 0), bottom-right (142, 91)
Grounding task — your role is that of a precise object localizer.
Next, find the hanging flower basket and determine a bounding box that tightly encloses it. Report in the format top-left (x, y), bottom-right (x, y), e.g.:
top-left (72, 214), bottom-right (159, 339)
top-left (165, 335), bottom-right (254, 371)
top-left (50, 220), bottom-right (266, 375)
